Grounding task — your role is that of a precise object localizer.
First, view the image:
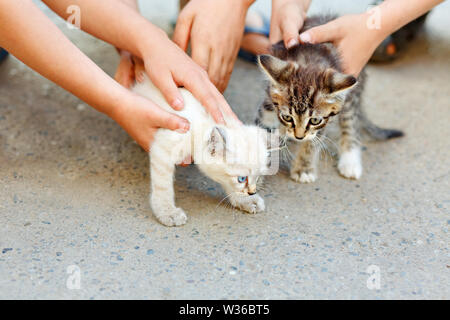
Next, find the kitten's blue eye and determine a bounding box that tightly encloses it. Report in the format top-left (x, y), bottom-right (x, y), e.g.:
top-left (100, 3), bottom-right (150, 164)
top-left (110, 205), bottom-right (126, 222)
top-left (237, 176), bottom-right (248, 183)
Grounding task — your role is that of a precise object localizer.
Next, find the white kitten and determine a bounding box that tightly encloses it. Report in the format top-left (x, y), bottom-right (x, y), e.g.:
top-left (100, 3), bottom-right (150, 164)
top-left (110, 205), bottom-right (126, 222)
top-left (132, 76), bottom-right (275, 227)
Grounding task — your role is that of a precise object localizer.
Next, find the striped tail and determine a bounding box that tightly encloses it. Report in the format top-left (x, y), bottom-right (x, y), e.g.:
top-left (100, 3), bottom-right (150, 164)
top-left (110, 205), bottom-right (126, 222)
top-left (360, 112), bottom-right (404, 141)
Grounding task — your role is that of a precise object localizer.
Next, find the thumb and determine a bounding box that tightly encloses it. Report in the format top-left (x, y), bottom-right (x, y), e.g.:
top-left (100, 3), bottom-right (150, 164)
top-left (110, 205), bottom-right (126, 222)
top-left (151, 106), bottom-right (190, 133)
top-left (299, 21), bottom-right (340, 44)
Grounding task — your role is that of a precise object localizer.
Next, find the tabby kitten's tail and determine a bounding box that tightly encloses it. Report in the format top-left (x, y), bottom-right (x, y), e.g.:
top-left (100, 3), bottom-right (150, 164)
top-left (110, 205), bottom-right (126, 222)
top-left (360, 112), bottom-right (404, 140)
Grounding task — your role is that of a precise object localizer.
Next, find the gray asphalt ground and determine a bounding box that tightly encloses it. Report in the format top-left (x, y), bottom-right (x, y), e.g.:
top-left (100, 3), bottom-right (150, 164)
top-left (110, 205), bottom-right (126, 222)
top-left (0, 0), bottom-right (448, 299)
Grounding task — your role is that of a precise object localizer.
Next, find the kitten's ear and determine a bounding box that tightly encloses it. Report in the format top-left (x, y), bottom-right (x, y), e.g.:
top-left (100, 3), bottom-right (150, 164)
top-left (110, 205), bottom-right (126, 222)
top-left (208, 126), bottom-right (227, 157)
top-left (325, 69), bottom-right (357, 96)
top-left (257, 55), bottom-right (296, 84)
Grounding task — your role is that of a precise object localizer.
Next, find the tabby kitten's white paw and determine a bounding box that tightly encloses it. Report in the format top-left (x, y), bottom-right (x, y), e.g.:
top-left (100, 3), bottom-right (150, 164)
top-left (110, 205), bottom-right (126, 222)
top-left (230, 194), bottom-right (265, 214)
top-left (291, 171), bottom-right (317, 184)
top-left (155, 208), bottom-right (188, 227)
top-left (338, 149), bottom-right (362, 180)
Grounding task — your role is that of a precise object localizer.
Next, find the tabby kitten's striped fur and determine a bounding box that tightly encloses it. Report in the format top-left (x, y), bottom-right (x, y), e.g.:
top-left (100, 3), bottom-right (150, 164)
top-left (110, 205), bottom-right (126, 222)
top-left (256, 15), bottom-right (403, 183)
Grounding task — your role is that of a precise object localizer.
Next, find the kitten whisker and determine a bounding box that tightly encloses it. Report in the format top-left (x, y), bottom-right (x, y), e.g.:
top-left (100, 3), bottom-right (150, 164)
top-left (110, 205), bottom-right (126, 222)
top-left (315, 135), bottom-right (332, 160)
top-left (280, 140), bottom-right (294, 163)
top-left (317, 133), bottom-right (339, 153)
top-left (215, 191), bottom-right (238, 211)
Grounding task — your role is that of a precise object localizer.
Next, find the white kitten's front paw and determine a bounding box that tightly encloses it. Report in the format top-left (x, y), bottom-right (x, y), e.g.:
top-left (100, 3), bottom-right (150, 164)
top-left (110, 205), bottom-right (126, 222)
top-left (155, 207), bottom-right (187, 227)
top-left (230, 194), bottom-right (265, 214)
top-left (290, 171), bottom-right (317, 184)
top-left (338, 149), bottom-right (362, 180)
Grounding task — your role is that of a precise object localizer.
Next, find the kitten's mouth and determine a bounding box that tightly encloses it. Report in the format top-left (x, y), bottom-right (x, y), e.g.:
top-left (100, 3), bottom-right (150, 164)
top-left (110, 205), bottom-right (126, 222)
top-left (303, 135), bottom-right (315, 141)
top-left (234, 191), bottom-right (256, 197)
top-left (287, 132), bottom-right (314, 141)
top-left (284, 132), bottom-right (297, 141)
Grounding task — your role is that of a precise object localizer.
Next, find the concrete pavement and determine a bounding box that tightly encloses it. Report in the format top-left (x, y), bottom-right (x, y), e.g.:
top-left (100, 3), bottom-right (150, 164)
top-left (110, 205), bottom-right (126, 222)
top-left (0, 0), bottom-right (448, 299)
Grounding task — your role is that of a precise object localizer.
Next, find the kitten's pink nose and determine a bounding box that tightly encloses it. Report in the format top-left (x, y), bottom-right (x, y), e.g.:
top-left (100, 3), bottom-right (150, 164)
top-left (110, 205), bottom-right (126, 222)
top-left (294, 128), bottom-right (306, 140)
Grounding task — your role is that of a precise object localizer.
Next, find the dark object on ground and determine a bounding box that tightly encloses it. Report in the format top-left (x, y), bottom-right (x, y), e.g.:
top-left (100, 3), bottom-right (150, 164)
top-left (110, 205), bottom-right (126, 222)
top-left (0, 48), bottom-right (9, 63)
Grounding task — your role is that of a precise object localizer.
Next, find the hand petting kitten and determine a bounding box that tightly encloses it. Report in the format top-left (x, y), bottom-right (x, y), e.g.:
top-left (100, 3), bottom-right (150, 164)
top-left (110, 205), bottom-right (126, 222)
top-left (299, 0), bottom-right (444, 76)
top-left (173, 0), bottom-right (255, 93)
top-left (270, 0), bottom-right (311, 48)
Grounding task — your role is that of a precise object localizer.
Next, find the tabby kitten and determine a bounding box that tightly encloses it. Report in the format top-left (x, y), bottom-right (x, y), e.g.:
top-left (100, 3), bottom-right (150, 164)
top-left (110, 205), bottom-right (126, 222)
top-left (256, 15), bottom-right (403, 183)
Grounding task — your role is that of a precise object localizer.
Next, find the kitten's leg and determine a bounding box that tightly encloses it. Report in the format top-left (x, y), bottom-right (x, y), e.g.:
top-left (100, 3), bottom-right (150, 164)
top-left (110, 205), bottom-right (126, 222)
top-left (229, 194), bottom-right (265, 214)
top-left (149, 144), bottom-right (187, 227)
top-left (290, 140), bottom-right (319, 183)
top-left (338, 102), bottom-right (363, 179)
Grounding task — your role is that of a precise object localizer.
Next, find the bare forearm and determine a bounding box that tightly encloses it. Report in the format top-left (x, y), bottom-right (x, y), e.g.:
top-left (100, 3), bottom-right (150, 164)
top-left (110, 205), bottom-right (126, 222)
top-left (115, 0), bottom-right (139, 53)
top-left (42, 0), bottom-right (162, 59)
top-left (0, 0), bottom-right (129, 116)
top-left (376, 0), bottom-right (443, 38)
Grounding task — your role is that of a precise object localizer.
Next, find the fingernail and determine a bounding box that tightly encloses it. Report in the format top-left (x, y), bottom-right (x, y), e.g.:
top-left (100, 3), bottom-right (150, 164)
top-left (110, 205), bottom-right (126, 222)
top-left (299, 32), bottom-right (311, 43)
top-left (172, 98), bottom-right (184, 110)
top-left (175, 121), bottom-right (190, 134)
top-left (287, 38), bottom-right (299, 48)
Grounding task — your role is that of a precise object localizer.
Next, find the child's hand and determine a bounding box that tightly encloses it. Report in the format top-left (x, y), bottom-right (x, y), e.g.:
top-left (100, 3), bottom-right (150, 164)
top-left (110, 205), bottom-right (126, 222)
top-left (140, 30), bottom-right (238, 124)
top-left (270, 0), bottom-right (310, 48)
top-left (299, 14), bottom-right (385, 76)
top-left (110, 93), bottom-right (190, 152)
top-left (298, 0), bottom-right (443, 76)
top-left (173, 0), bottom-right (253, 93)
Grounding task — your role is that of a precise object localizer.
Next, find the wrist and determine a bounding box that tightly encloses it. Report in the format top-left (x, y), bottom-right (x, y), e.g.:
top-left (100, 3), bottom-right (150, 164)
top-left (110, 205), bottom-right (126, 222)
top-left (229, 0), bottom-right (254, 10)
top-left (103, 82), bottom-right (135, 120)
top-left (362, 2), bottom-right (411, 44)
top-left (134, 23), bottom-right (170, 59)
top-left (357, 12), bottom-right (387, 50)
top-left (272, 0), bottom-right (309, 15)
top-left (298, 0), bottom-right (311, 13)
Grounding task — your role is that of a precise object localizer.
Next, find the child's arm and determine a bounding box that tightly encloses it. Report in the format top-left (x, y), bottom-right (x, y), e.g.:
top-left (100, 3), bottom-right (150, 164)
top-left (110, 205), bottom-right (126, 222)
top-left (0, 0), bottom-right (189, 151)
top-left (298, 0), bottom-right (444, 76)
top-left (42, 0), bottom-right (236, 123)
